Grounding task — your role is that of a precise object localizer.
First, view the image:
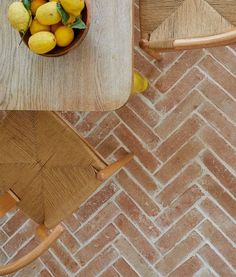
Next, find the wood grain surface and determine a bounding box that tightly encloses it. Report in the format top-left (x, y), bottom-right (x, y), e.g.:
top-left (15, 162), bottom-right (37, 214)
top-left (0, 0), bottom-right (133, 111)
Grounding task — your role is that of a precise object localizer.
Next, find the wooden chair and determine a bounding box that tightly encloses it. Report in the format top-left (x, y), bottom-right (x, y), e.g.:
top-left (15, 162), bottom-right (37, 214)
top-left (0, 111), bottom-right (133, 275)
top-left (139, 0), bottom-right (236, 59)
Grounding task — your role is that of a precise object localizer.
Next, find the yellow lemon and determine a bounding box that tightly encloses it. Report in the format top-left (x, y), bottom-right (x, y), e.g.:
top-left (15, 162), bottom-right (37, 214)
top-left (36, 2), bottom-right (61, 25)
top-left (29, 31), bottom-right (56, 54)
top-left (49, 0), bottom-right (60, 2)
top-left (55, 26), bottom-right (74, 47)
top-left (8, 2), bottom-right (31, 33)
top-left (31, 0), bottom-right (47, 15)
top-left (51, 22), bottom-right (63, 33)
top-left (60, 0), bottom-right (85, 17)
top-left (30, 18), bottom-right (50, 35)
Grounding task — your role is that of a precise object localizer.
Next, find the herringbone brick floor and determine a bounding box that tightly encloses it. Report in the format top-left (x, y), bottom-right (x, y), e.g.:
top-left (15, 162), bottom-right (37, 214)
top-left (1, 2), bottom-right (236, 276)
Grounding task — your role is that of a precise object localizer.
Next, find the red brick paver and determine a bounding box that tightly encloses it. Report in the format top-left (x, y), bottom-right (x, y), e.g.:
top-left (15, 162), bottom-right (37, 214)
top-left (1, 2), bottom-right (236, 276)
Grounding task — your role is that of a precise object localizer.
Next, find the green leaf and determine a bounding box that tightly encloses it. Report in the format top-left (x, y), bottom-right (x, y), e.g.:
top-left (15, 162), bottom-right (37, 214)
top-left (56, 3), bottom-right (69, 25)
top-left (23, 0), bottom-right (31, 11)
top-left (71, 17), bottom-right (86, 29)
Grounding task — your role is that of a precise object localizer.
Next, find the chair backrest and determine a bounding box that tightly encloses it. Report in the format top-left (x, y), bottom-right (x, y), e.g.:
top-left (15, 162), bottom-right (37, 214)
top-left (139, 0), bottom-right (236, 50)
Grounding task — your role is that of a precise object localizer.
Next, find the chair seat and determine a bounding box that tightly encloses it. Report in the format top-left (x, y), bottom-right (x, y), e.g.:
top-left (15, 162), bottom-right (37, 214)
top-left (0, 112), bottom-right (106, 228)
top-left (140, 0), bottom-right (236, 42)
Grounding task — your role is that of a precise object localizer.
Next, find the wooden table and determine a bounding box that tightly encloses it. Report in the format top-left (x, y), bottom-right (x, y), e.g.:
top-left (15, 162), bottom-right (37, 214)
top-left (0, 0), bottom-right (133, 111)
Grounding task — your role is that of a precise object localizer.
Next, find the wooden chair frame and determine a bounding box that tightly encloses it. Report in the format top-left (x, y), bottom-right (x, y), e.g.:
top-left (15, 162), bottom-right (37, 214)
top-left (140, 12), bottom-right (236, 60)
top-left (0, 153), bottom-right (133, 275)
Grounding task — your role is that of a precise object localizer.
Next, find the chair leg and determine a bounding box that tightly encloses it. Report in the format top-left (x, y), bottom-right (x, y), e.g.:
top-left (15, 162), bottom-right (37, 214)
top-left (132, 70), bottom-right (149, 96)
top-left (97, 153), bottom-right (133, 181)
top-left (0, 190), bottom-right (19, 217)
top-left (36, 224), bottom-right (49, 241)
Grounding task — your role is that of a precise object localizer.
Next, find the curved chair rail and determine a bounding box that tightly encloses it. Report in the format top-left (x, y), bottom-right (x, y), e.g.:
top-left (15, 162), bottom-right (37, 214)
top-left (0, 224), bottom-right (64, 276)
top-left (140, 29), bottom-right (236, 51)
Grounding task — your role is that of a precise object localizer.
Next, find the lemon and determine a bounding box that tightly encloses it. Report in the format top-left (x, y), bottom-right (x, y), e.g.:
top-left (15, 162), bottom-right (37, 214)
top-left (55, 26), bottom-right (74, 47)
top-left (29, 31), bottom-right (56, 54)
top-left (36, 2), bottom-right (61, 25)
top-left (60, 0), bottom-right (85, 17)
top-left (8, 2), bottom-right (31, 33)
top-left (31, 0), bottom-right (47, 15)
top-left (51, 22), bottom-right (63, 33)
top-left (30, 18), bottom-right (50, 35)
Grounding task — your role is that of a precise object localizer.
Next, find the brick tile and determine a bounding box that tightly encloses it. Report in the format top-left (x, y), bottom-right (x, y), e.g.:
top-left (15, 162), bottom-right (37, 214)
top-left (114, 237), bottom-right (157, 277)
top-left (114, 214), bottom-right (159, 264)
top-left (114, 123), bottom-right (160, 172)
top-left (155, 68), bottom-right (204, 113)
top-left (116, 170), bottom-right (160, 216)
top-left (202, 151), bottom-right (236, 197)
top-left (156, 114), bottom-right (204, 162)
top-left (208, 46), bottom-right (236, 75)
top-left (128, 94), bottom-right (160, 127)
top-left (156, 232), bottom-right (202, 275)
top-left (134, 50), bottom-right (161, 82)
top-left (39, 269), bottom-right (54, 277)
top-left (86, 113), bottom-right (120, 146)
top-left (76, 112), bottom-right (107, 136)
top-left (155, 209), bottom-right (203, 254)
top-left (156, 185), bottom-right (203, 229)
top-left (63, 213), bottom-right (81, 232)
top-left (59, 228), bottom-right (80, 255)
top-left (76, 247), bottom-right (119, 277)
top-left (155, 91), bottom-right (204, 139)
top-left (76, 224), bottom-right (119, 266)
top-left (76, 181), bottom-right (119, 223)
top-left (116, 105), bottom-right (160, 149)
top-left (199, 102), bottom-right (236, 147)
top-left (199, 55), bottom-right (236, 99)
top-left (143, 85), bottom-right (160, 104)
top-left (50, 241), bottom-right (79, 273)
top-left (2, 210), bottom-right (28, 237)
top-left (114, 148), bottom-right (159, 194)
top-left (0, 248), bottom-right (7, 264)
top-left (198, 244), bottom-right (236, 277)
top-left (200, 126), bottom-right (236, 171)
top-left (113, 258), bottom-right (139, 277)
top-left (0, 229), bottom-right (8, 246)
top-left (198, 79), bottom-right (236, 123)
top-left (168, 256), bottom-right (202, 277)
top-left (3, 221), bottom-right (36, 257)
top-left (156, 49), bottom-right (204, 92)
top-left (116, 192), bottom-right (160, 240)
top-left (155, 137), bottom-right (203, 184)
top-left (76, 202), bottom-right (119, 243)
top-left (198, 220), bottom-right (236, 268)
top-left (199, 175), bottom-right (236, 220)
top-left (41, 250), bottom-right (69, 277)
top-left (200, 198), bottom-right (236, 243)
top-left (96, 135), bottom-right (120, 159)
top-left (156, 163), bottom-right (202, 207)
top-left (155, 51), bottom-right (183, 71)
top-left (99, 266), bottom-right (120, 277)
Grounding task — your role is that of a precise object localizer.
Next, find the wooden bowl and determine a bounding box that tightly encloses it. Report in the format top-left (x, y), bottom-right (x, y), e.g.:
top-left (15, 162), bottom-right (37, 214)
top-left (22, 0), bottom-right (91, 57)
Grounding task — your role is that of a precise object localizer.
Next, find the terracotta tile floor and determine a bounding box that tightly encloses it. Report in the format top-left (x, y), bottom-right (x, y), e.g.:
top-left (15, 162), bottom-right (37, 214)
top-left (1, 2), bottom-right (236, 277)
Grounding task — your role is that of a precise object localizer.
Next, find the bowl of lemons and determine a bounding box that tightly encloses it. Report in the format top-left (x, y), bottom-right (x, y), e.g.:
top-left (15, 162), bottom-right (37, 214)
top-left (8, 0), bottom-right (91, 57)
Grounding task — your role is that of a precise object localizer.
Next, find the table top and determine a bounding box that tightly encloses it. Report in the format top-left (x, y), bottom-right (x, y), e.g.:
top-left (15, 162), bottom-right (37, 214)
top-left (0, 0), bottom-right (133, 111)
